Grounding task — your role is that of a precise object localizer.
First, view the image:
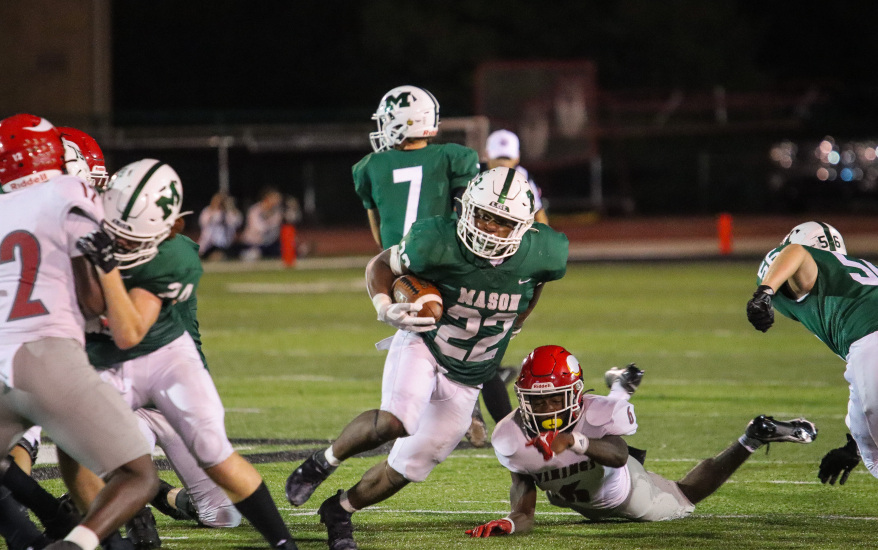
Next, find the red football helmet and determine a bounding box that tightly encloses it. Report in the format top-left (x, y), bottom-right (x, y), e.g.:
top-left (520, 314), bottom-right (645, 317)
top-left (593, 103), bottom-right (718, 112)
top-left (59, 127), bottom-right (109, 190)
top-left (0, 114), bottom-right (64, 194)
top-left (515, 345), bottom-right (585, 435)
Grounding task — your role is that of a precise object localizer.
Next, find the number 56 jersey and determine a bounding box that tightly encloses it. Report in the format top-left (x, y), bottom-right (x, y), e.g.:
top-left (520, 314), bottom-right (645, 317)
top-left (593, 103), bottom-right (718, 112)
top-left (397, 216), bottom-right (568, 386)
top-left (0, 176), bottom-right (103, 346)
top-left (757, 244), bottom-right (878, 358)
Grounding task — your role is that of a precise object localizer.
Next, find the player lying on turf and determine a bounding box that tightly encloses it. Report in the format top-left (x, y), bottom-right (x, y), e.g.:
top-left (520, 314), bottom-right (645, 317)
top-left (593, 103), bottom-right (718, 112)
top-left (467, 345), bottom-right (817, 536)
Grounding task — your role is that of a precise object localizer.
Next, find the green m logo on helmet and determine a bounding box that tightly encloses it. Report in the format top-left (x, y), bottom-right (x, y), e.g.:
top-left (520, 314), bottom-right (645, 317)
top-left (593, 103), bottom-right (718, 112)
top-left (384, 92), bottom-right (413, 111)
top-left (155, 180), bottom-right (181, 220)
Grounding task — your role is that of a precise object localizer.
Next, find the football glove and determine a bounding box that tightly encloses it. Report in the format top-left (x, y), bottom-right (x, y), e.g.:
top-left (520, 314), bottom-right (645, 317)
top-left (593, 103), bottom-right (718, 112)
top-left (76, 229), bottom-right (119, 273)
top-left (526, 431), bottom-right (557, 461)
top-left (374, 295), bottom-right (436, 333)
top-left (466, 518), bottom-right (514, 538)
top-left (746, 285), bottom-right (775, 332)
top-left (818, 433), bottom-right (860, 485)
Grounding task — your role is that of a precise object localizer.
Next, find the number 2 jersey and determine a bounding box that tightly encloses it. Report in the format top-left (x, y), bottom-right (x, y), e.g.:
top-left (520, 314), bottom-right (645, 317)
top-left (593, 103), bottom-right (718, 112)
top-left (86, 234), bottom-right (204, 367)
top-left (758, 244), bottom-right (878, 358)
top-left (397, 216), bottom-right (568, 386)
top-left (492, 395), bottom-right (639, 511)
top-left (0, 176), bottom-right (103, 346)
top-left (353, 143), bottom-right (479, 249)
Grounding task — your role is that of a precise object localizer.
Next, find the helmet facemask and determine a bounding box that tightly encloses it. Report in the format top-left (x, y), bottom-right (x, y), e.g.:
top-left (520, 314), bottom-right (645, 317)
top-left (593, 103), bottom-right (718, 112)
top-left (516, 381), bottom-right (584, 436)
top-left (369, 86), bottom-right (439, 152)
top-left (457, 168), bottom-right (535, 259)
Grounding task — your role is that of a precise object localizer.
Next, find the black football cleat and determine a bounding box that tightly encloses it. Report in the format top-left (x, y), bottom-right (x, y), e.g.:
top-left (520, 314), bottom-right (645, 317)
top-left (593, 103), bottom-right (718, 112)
top-left (318, 490), bottom-right (357, 550)
top-left (125, 506), bottom-right (161, 549)
top-left (43, 493), bottom-right (82, 540)
top-left (745, 415), bottom-right (817, 444)
top-left (604, 363), bottom-right (645, 395)
top-left (286, 450), bottom-right (337, 506)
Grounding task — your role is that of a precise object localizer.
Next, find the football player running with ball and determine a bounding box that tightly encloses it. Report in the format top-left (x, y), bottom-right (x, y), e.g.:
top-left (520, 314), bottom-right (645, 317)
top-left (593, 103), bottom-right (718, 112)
top-left (286, 167), bottom-right (568, 549)
top-left (747, 222), bottom-right (878, 485)
top-left (74, 159), bottom-right (298, 549)
top-left (467, 345), bottom-right (817, 536)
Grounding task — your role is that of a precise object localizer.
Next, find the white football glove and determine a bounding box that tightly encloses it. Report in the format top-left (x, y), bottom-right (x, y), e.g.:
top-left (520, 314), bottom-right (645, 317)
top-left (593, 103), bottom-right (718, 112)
top-left (372, 294), bottom-right (437, 333)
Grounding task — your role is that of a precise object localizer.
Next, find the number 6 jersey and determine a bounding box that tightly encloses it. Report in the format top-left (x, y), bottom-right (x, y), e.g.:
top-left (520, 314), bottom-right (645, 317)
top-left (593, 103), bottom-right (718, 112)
top-left (0, 176), bottom-right (103, 346)
top-left (757, 243), bottom-right (878, 359)
top-left (396, 216), bottom-right (568, 386)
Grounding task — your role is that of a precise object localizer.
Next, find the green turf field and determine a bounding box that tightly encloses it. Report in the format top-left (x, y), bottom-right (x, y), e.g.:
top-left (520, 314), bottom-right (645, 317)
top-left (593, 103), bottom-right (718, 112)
top-left (39, 261), bottom-right (878, 549)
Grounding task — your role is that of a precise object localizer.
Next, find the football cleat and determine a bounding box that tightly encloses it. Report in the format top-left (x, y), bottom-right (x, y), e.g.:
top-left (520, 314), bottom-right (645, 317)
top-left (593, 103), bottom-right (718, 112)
top-left (286, 451), bottom-right (337, 506)
top-left (150, 479), bottom-right (195, 522)
top-left (604, 363), bottom-right (645, 395)
top-left (125, 506), bottom-right (161, 549)
top-left (318, 490), bottom-right (358, 550)
top-left (43, 493), bottom-right (82, 540)
top-left (465, 406), bottom-right (488, 448)
top-left (745, 415), bottom-right (817, 444)
top-left (275, 538), bottom-right (300, 549)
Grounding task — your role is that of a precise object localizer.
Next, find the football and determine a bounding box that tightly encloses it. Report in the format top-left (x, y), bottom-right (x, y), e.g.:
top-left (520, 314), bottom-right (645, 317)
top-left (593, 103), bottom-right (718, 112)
top-left (391, 275), bottom-right (444, 322)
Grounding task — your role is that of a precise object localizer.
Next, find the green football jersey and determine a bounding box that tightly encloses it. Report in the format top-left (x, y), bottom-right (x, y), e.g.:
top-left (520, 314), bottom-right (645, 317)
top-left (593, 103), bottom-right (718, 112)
top-left (757, 244), bottom-right (878, 358)
top-left (87, 235), bottom-right (205, 367)
top-left (352, 143), bottom-right (479, 249)
top-left (399, 217), bottom-right (568, 386)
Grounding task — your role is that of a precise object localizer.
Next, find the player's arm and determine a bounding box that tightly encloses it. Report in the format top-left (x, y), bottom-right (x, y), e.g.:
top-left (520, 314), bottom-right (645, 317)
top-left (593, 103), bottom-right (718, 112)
top-left (534, 209), bottom-right (549, 225)
top-left (97, 271), bottom-right (162, 349)
top-left (512, 283), bottom-right (544, 336)
top-left (366, 208), bottom-right (383, 249)
top-left (551, 433), bottom-right (628, 468)
top-left (747, 244), bottom-right (818, 332)
top-left (365, 247), bottom-right (434, 332)
top-left (72, 257), bottom-right (105, 318)
top-left (759, 244), bottom-right (818, 298)
top-left (467, 472), bottom-right (536, 537)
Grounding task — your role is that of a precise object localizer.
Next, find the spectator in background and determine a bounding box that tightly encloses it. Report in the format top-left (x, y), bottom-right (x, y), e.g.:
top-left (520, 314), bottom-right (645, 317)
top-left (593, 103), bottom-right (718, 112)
top-left (239, 187), bottom-right (283, 261)
top-left (486, 130), bottom-right (549, 225)
top-left (198, 192), bottom-right (243, 261)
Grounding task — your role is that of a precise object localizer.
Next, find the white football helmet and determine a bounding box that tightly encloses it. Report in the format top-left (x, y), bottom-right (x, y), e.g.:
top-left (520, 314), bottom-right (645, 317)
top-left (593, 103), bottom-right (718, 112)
top-left (782, 221), bottom-right (846, 255)
top-left (101, 159), bottom-right (184, 269)
top-left (369, 85), bottom-right (440, 152)
top-left (457, 167), bottom-right (535, 259)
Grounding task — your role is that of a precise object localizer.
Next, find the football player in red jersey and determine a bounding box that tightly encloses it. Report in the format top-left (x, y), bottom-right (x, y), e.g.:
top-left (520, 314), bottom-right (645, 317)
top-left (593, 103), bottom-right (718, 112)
top-left (467, 345), bottom-right (817, 537)
top-left (0, 113), bottom-right (158, 550)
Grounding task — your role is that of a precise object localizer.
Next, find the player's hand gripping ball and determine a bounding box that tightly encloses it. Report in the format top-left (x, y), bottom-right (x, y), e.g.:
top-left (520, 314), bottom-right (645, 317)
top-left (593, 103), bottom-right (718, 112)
top-left (391, 275), bottom-right (444, 323)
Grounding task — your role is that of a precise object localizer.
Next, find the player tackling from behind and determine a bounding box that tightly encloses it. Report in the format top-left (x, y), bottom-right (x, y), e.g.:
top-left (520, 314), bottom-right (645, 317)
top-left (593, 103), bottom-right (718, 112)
top-left (0, 113), bottom-right (159, 550)
top-left (286, 167), bottom-right (568, 549)
top-left (467, 345), bottom-right (817, 536)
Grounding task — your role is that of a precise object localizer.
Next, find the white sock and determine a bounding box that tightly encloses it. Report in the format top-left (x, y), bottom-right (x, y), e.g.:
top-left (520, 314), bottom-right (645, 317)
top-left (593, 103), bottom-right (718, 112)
top-left (64, 525), bottom-right (99, 550)
top-left (339, 490), bottom-right (357, 513)
top-left (324, 447), bottom-right (341, 467)
top-left (608, 384), bottom-right (631, 401)
top-left (738, 435), bottom-right (762, 453)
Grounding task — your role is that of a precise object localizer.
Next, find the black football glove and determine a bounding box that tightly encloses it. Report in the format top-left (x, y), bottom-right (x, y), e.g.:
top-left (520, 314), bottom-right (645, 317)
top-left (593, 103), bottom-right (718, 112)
top-left (76, 229), bottom-right (119, 273)
top-left (818, 433), bottom-right (861, 485)
top-left (746, 285), bottom-right (775, 332)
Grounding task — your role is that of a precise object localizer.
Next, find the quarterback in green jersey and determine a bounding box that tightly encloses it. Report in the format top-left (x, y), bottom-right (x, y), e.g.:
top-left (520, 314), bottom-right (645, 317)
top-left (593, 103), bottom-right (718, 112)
top-left (76, 159), bottom-right (298, 550)
top-left (286, 167), bottom-right (568, 550)
top-left (353, 85), bottom-right (480, 250)
top-left (747, 221), bottom-right (878, 486)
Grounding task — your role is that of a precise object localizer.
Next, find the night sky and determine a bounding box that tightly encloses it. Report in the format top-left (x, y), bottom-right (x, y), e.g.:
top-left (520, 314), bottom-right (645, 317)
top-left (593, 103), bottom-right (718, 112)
top-left (112, 0), bottom-right (878, 133)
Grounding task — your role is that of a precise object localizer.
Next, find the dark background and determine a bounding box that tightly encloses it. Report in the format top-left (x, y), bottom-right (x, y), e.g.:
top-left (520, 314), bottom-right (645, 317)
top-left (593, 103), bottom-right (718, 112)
top-left (106, 1), bottom-right (878, 221)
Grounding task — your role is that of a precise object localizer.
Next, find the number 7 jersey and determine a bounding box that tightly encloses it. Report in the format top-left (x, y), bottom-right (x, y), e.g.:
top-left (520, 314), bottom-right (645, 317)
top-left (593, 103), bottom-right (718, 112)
top-left (398, 216), bottom-right (568, 385)
top-left (758, 243), bottom-right (878, 358)
top-left (0, 176), bottom-right (103, 346)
